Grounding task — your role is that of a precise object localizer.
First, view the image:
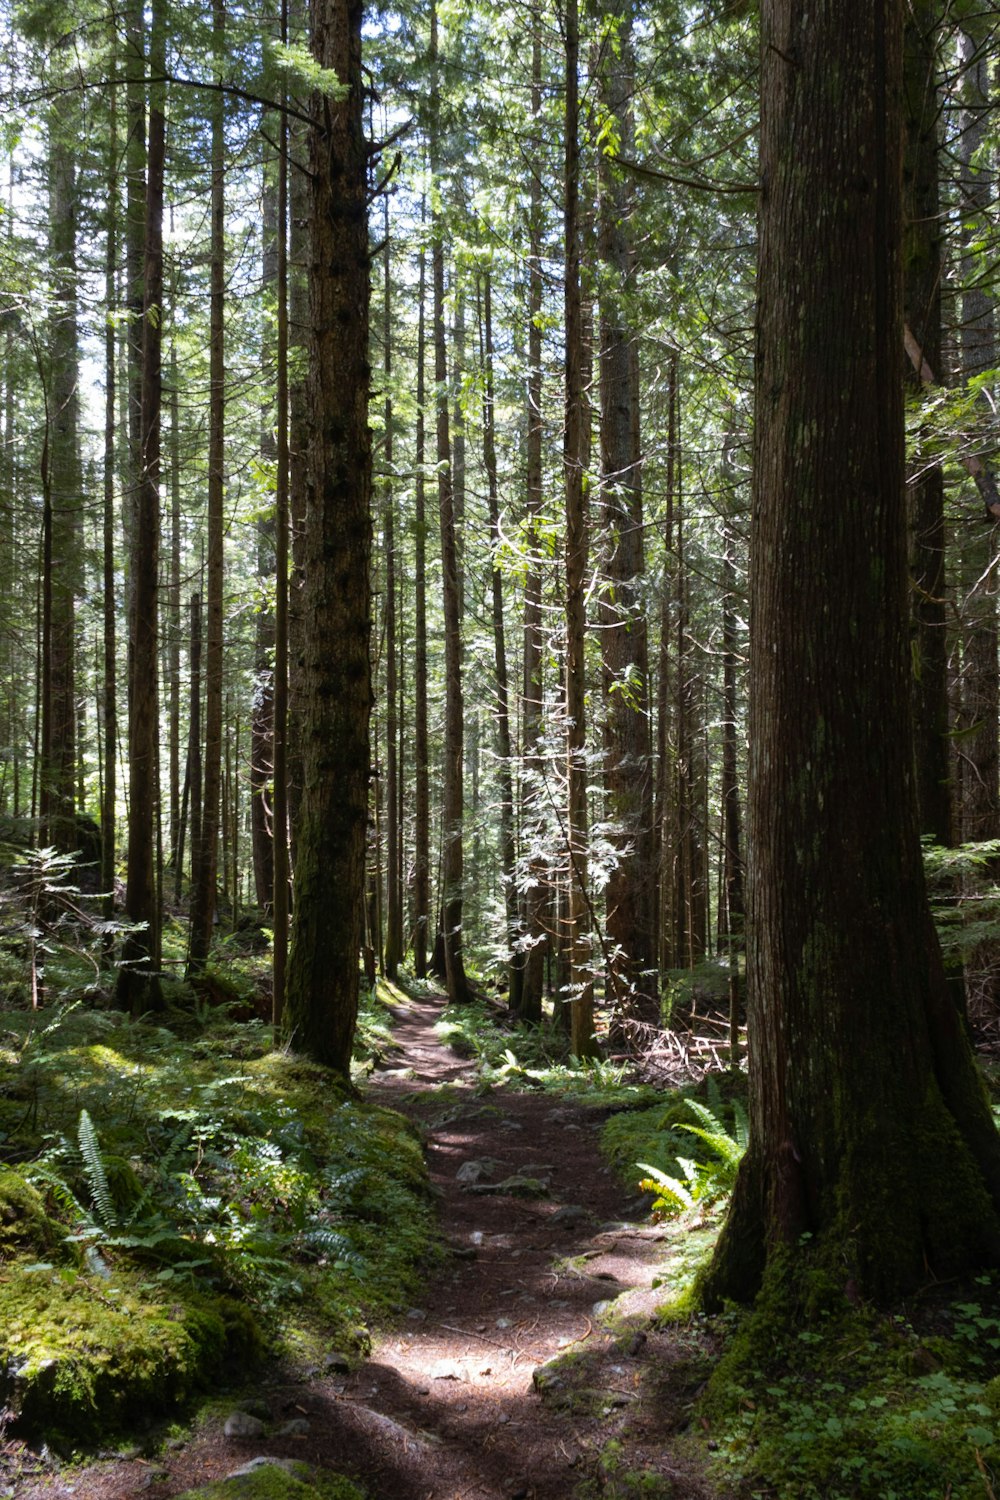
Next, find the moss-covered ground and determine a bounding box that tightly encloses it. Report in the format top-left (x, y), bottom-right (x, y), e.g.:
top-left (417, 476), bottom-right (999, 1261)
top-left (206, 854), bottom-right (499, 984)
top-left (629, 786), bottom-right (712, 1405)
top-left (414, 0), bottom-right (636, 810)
top-left (0, 960), bottom-right (439, 1451)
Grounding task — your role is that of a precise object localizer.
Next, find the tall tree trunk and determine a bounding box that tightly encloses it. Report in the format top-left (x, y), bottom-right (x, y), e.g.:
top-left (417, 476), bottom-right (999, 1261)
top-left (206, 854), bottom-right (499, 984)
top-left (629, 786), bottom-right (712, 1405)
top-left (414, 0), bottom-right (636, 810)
top-left (272, 4), bottom-right (291, 1027)
top-left (178, 590), bottom-right (202, 903)
top-left (480, 270), bottom-right (518, 995)
top-left (167, 260), bottom-right (182, 874)
top-left (597, 2), bottom-right (655, 1031)
top-left (657, 356), bottom-right (678, 973)
top-left (283, 0), bottom-right (372, 1075)
top-left (382, 199), bottom-right (403, 980)
top-left (117, 0), bottom-right (165, 1012)
top-left (516, 12), bottom-right (547, 1025)
top-left (430, 1), bottom-right (473, 1006)
top-left (412, 239), bottom-right (431, 980)
top-left (187, 0), bottom-right (227, 977)
top-left (43, 97), bottom-right (81, 850)
top-left (102, 81), bottom-right (118, 921)
top-left (563, 0), bottom-right (597, 1058)
top-left (252, 153), bottom-right (278, 914)
top-left (705, 0), bottom-right (1000, 1310)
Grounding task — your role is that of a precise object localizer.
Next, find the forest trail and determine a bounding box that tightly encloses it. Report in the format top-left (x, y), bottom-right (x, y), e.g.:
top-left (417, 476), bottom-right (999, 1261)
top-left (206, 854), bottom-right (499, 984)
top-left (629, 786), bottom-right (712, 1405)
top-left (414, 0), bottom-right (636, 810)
top-left (11, 992), bottom-right (718, 1500)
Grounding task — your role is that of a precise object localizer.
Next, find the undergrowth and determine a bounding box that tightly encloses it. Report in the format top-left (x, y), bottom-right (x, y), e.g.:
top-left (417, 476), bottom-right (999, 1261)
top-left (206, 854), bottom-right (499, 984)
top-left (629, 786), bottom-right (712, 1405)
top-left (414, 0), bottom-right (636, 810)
top-left (431, 996), bottom-right (662, 1107)
top-left (697, 1260), bottom-right (1000, 1500)
top-left (0, 960), bottom-right (438, 1444)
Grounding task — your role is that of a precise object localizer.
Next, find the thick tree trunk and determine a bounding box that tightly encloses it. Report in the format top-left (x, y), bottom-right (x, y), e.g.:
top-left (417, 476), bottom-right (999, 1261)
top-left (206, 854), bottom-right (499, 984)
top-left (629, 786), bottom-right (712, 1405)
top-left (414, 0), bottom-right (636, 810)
top-left (705, 0), bottom-right (1000, 1309)
top-left (282, 0), bottom-right (372, 1075)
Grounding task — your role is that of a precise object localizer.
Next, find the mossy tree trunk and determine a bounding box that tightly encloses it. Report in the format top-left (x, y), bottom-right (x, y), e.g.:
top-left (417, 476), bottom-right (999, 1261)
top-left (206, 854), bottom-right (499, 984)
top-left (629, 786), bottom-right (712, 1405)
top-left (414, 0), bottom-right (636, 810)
top-left (282, 0), bottom-right (371, 1076)
top-left (704, 0), bottom-right (1000, 1310)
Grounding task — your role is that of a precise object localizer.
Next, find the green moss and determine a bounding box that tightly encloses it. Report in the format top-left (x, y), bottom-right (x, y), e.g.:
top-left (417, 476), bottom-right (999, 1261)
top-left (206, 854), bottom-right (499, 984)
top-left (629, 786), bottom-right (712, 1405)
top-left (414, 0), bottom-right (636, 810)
top-left (0, 1168), bottom-right (58, 1255)
top-left (699, 1263), bottom-right (1000, 1499)
top-left (174, 1461), bottom-right (366, 1499)
top-left (0, 1260), bottom-right (259, 1446)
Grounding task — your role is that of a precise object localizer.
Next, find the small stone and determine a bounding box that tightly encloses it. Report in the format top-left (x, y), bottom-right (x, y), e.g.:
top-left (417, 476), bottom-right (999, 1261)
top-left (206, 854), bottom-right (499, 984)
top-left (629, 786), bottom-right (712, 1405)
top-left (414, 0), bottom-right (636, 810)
top-left (495, 1317), bottom-right (512, 1329)
top-left (496, 1412), bottom-right (511, 1425)
top-left (226, 1457), bottom-right (299, 1480)
top-left (549, 1204), bottom-right (589, 1227)
top-left (325, 1351), bottom-right (351, 1373)
top-left (593, 1299), bottom-right (615, 1316)
top-left (456, 1158), bottom-right (502, 1184)
top-left (407, 1308), bottom-right (428, 1321)
top-left (276, 1418), bottom-right (311, 1436)
top-left (223, 1411), bottom-right (266, 1439)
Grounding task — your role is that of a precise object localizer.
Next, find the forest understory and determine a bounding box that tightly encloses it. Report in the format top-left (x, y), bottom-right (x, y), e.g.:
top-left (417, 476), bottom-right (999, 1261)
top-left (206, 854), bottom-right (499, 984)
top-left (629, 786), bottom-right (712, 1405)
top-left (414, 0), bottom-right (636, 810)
top-left (2, 979), bottom-right (1000, 1500)
top-left (1, 986), bottom-right (725, 1500)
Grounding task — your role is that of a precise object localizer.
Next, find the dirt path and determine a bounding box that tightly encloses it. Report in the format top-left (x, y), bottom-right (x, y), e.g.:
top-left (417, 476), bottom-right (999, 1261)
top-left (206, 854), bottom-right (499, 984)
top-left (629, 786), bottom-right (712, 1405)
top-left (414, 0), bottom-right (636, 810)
top-left (9, 993), bottom-right (718, 1499)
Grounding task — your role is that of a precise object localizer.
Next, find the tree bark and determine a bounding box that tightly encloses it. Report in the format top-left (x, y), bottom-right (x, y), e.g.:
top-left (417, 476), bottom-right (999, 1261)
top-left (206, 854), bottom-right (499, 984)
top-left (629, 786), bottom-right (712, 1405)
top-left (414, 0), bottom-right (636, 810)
top-left (515, 10), bottom-right (548, 1025)
top-left (563, 0), bottom-right (597, 1058)
top-left (597, 2), bottom-right (656, 1030)
top-left (705, 0), bottom-right (1000, 1309)
top-left (187, 0), bottom-right (226, 977)
top-left (430, 1), bottom-right (473, 1006)
top-left (412, 238), bottom-right (430, 980)
top-left (382, 199), bottom-right (403, 980)
top-left (117, 0), bottom-right (165, 1012)
top-left (282, 0), bottom-right (372, 1075)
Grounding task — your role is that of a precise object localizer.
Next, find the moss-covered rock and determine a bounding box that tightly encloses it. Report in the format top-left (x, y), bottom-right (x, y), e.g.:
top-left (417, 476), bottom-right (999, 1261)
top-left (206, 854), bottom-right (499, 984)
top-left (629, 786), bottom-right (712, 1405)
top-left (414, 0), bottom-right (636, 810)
top-left (174, 1459), bottom-right (365, 1499)
top-left (0, 1261), bottom-right (260, 1446)
top-left (0, 1168), bottom-right (58, 1255)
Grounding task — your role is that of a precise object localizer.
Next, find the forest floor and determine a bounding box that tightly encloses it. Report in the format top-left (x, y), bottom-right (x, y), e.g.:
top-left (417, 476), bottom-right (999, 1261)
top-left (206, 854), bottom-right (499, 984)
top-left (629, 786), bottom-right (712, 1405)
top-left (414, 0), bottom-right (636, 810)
top-left (4, 988), bottom-right (726, 1500)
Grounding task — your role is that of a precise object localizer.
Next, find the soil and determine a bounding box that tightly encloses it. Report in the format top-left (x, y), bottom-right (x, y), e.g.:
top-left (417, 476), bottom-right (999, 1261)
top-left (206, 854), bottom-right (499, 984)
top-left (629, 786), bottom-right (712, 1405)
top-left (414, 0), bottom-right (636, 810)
top-left (3, 992), bottom-right (723, 1500)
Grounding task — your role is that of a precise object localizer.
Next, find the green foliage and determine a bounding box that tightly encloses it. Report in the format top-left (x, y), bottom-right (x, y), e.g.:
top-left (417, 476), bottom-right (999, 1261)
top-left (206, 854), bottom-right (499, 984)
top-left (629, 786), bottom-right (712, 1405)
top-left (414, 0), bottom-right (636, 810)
top-left (0, 1260), bottom-right (248, 1447)
top-left (431, 997), bottom-right (660, 1107)
top-left (637, 1092), bottom-right (747, 1217)
top-left (174, 1462), bottom-right (367, 1499)
top-left (922, 838), bottom-right (1000, 969)
top-left (0, 1000), bottom-right (439, 1444)
top-left (700, 1263), bottom-right (1000, 1500)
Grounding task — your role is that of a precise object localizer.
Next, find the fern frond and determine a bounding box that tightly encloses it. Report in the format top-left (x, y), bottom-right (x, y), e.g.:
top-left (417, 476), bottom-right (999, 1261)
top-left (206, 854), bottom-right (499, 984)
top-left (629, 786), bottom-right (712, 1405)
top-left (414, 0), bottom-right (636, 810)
top-left (78, 1109), bottom-right (118, 1230)
top-left (637, 1161), bottom-right (695, 1211)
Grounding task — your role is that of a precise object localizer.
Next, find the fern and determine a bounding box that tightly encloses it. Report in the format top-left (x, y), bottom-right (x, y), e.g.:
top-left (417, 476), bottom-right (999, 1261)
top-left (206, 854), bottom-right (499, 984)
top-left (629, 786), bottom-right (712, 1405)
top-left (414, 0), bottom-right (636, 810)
top-left (78, 1109), bottom-right (119, 1230)
top-left (637, 1091), bottom-right (749, 1220)
top-left (637, 1160), bottom-right (696, 1213)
